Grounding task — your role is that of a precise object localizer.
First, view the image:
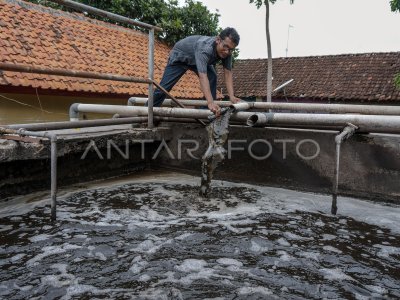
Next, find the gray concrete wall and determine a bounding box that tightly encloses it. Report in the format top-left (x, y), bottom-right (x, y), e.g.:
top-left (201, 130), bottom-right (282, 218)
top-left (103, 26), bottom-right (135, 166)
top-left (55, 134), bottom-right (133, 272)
top-left (155, 124), bottom-right (400, 203)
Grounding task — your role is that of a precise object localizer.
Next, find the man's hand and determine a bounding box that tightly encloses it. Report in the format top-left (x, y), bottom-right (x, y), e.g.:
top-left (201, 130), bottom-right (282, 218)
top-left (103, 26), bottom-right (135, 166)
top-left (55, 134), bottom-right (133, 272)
top-left (230, 96), bottom-right (242, 104)
top-left (208, 102), bottom-right (221, 117)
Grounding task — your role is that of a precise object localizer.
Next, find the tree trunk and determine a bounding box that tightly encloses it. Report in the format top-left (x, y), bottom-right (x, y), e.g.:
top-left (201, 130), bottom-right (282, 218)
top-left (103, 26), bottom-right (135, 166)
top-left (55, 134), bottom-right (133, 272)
top-left (265, 0), bottom-right (272, 103)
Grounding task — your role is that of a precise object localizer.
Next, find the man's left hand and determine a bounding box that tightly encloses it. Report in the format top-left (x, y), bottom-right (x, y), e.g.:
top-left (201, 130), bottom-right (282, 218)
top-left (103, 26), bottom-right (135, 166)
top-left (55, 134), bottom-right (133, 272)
top-left (230, 96), bottom-right (242, 104)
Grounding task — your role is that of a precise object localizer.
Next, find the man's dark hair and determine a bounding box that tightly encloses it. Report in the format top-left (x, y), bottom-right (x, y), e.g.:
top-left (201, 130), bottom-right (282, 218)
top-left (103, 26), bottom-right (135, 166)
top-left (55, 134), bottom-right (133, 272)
top-left (219, 27), bottom-right (240, 46)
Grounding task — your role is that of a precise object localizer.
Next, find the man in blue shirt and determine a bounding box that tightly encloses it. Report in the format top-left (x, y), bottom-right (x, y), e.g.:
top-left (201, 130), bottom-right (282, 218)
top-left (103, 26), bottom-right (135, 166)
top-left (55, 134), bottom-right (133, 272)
top-left (151, 27), bottom-right (241, 116)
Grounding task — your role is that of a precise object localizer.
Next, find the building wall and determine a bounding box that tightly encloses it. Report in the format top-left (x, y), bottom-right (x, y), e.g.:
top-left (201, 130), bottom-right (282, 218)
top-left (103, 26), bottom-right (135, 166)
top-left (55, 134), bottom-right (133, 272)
top-left (0, 92), bottom-right (130, 124)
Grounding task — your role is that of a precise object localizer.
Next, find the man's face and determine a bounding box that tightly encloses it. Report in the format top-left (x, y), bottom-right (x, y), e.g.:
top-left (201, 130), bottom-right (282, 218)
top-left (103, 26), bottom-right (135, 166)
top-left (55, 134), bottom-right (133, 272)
top-left (216, 36), bottom-right (236, 59)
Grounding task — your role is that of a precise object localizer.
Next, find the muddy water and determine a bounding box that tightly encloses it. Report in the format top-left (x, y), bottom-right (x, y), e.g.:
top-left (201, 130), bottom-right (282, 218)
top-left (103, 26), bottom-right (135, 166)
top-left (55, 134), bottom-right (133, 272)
top-left (0, 173), bottom-right (400, 299)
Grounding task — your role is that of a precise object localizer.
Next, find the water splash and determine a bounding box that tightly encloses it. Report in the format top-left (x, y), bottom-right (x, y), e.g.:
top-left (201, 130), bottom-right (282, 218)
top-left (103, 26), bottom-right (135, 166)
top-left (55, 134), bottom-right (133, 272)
top-left (200, 107), bottom-right (234, 197)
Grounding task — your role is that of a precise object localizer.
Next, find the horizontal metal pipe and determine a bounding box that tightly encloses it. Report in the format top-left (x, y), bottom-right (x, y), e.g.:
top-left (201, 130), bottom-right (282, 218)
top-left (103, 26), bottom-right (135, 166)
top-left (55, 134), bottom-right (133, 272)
top-left (3, 117), bottom-right (150, 131)
top-left (50, 0), bottom-right (162, 31)
top-left (0, 63), bottom-right (151, 84)
top-left (69, 103), bottom-right (400, 133)
top-left (129, 97), bottom-right (234, 107)
top-left (129, 97), bottom-right (400, 115)
top-left (248, 112), bottom-right (400, 133)
top-left (71, 103), bottom-right (253, 121)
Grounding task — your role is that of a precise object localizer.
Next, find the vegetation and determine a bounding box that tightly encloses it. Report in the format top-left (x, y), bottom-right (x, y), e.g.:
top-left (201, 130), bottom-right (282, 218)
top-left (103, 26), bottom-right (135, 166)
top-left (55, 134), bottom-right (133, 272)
top-left (390, 0), bottom-right (400, 12)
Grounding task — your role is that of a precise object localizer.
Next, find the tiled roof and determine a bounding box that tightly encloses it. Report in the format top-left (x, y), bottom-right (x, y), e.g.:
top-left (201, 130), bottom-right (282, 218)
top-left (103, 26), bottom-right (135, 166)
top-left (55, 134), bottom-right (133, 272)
top-left (0, 0), bottom-right (203, 98)
top-left (218, 52), bottom-right (400, 102)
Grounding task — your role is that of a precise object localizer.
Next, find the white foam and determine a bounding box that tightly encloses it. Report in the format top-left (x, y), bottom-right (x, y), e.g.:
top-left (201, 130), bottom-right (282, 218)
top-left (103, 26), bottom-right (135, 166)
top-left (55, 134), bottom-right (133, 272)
top-left (283, 232), bottom-right (311, 241)
top-left (26, 244), bottom-right (82, 266)
top-left (277, 238), bottom-right (291, 247)
top-left (131, 238), bottom-right (172, 255)
top-left (29, 234), bottom-right (53, 242)
top-left (321, 234), bottom-right (336, 241)
top-left (0, 225), bottom-right (13, 232)
top-left (365, 285), bottom-right (387, 295)
top-left (320, 268), bottom-right (354, 281)
top-left (176, 259), bottom-right (207, 273)
top-left (129, 256), bottom-right (148, 274)
top-left (297, 251), bottom-right (320, 261)
top-left (10, 253), bottom-right (26, 262)
top-left (250, 240), bottom-right (269, 254)
top-left (13, 283), bottom-right (33, 292)
top-left (138, 274), bottom-right (151, 282)
top-left (94, 252), bottom-right (107, 261)
top-left (323, 246), bottom-right (343, 254)
top-left (373, 244), bottom-right (400, 258)
top-left (277, 250), bottom-right (292, 261)
top-left (237, 286), bottom-right (273, 296)
top-left (175, 233), bottom-right (194, 240)
top-left (216, 258), bottom-right (243, 267)
top-left (26, 246), bottom-right (66, 267)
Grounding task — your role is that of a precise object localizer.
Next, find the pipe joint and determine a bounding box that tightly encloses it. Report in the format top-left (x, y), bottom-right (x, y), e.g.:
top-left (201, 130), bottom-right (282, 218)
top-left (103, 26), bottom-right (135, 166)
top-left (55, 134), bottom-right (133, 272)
top-left (127, 97), bottom-right (136, 106)
top-left (230, 102), bottom-right (251, 112)
top-left (69, 103), bottom-right (81, 121)
top-left (246, 113), bottom-right (269, 127)
top-left (335, 123), bottom-right (358, 144)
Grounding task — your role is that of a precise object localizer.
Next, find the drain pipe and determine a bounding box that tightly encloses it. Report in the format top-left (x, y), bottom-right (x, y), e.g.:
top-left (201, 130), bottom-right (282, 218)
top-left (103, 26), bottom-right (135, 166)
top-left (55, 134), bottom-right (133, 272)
top-left (128, 97), bottom-right (400, 116)
top-left (331, 123), bottom-right (358, 215)
top-left (70, 103), bottom-right (400, 133)
top-left (0, 128), bottom-right (58, 221)
top-left (245, 112), bottom-right (400, 133)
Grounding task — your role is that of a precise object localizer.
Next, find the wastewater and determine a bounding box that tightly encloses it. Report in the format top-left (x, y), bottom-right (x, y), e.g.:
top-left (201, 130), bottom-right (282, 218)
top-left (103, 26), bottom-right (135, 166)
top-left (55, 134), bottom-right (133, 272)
top-left (0, 172), bottom-right (399, 299)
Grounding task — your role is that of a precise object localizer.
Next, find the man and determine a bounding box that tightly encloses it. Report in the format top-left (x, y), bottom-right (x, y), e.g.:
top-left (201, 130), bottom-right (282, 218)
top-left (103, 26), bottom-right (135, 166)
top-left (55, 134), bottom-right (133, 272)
top-left (150, 27), bottom-right (241, 116)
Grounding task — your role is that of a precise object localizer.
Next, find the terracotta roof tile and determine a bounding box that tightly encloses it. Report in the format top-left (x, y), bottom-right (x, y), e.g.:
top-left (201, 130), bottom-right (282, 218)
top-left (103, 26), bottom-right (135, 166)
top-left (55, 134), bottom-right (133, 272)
top-left (0, 0), bottom-right (204, 98)
top-left (217, 52), bottom-right (400, 102)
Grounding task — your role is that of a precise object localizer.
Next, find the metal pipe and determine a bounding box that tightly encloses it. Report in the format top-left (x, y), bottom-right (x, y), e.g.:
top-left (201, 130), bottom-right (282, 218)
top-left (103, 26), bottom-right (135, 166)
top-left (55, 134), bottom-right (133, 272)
top-left (331, 123), bottom-right (358, 215)
top-left (247, 112), bottom-right (400, 133)
top-left (247, 113), bottom-right (268, 127)
top-left (151, 81), bottom-right (206, 126)
top-left (50, 0), bottom-right (162, 31)
top-left (3, 117), bottom-right (152, 131)
top-left (231, 102), bottom-right (251, 111)
top-left (70, 103), bottom-right (253, 121)
top-left (147, 28), bottom-right (155, 129)
top-left (50, 136), bottom-right (57, 221)
top-left (0, 127), bottom-right (58, 221)
top-left (0, 63), bottom-right (151, 84)
top-left (129, 97), bottom-right (400, 116)
top-left (70, 103), bottom-right (400, 133)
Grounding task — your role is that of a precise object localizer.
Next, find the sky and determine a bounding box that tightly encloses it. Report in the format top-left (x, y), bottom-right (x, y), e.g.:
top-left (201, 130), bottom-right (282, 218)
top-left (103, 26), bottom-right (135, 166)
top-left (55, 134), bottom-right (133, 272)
top-left (178, 0), bottom-right (400, 59)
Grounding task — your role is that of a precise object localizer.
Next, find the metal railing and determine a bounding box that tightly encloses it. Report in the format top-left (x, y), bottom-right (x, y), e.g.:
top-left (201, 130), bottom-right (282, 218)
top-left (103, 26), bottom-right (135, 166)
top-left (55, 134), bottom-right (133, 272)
top-left (49, 0), bottom-right (162, 128)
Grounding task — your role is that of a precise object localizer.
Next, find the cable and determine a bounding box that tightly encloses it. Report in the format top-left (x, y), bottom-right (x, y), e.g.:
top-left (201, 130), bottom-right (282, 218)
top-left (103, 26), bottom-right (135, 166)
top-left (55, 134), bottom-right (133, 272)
top-left (0, 94), bottom-right (68, 116)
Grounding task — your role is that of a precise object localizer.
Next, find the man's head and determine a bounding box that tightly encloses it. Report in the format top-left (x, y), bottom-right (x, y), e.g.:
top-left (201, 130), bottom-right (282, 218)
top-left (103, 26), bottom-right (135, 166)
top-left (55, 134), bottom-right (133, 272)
top-left (216, 27), bottom-right (240, 59)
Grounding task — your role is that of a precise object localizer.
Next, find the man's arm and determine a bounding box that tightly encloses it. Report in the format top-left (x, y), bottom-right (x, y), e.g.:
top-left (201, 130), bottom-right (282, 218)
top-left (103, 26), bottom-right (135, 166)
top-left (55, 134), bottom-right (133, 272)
top-left (224, 68), bottom-right (241, 104)
top-left (198, 72), bottom-right (221, 116)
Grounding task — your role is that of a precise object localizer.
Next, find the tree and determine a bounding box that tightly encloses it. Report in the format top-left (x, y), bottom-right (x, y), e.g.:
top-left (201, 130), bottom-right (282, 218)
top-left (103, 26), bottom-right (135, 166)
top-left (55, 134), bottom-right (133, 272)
top-left (390, 0), bottom-right (400, 12)
top-left (26, 0), bottom-right (220, 45)
top-left (390, 0), bottom-right (400, 89)
top-left (249, 0), bottom-right (294, 103)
